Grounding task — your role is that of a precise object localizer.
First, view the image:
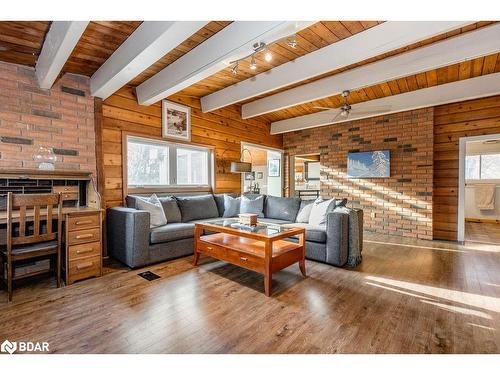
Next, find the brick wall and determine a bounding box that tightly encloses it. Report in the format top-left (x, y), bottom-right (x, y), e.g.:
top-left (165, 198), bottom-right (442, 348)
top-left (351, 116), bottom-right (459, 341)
top-left (283, 108), bottom-right (434, 240)
top-left (0, 61), bottom-right (96, 173)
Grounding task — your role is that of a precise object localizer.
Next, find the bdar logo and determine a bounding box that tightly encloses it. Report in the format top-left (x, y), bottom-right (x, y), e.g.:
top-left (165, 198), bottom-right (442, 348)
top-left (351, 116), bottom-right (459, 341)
top-left (1, 340), bottom-right (17, 354)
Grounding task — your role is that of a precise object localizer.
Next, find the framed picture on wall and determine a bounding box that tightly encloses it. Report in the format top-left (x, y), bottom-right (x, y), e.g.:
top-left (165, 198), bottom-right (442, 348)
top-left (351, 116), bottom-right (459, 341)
top-left (257, 172), bottom-right (263, 179)
top-left (268, 159), bottom-right (280, 177)
top-left (162, 100), bottom-right (191, 141)
top-left (245, 172), bottom-right (255, 181)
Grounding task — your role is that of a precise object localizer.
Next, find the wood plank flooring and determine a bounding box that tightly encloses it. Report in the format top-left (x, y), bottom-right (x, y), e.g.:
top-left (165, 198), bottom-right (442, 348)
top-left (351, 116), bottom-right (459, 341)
top-left (1, 233), bottom-right (500, 353)
top-left (465, 222), bottom-right (500, 245)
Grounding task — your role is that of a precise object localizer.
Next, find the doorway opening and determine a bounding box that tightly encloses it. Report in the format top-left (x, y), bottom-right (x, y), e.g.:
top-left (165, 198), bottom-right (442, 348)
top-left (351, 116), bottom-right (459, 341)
top-left (290, 154), bottom-right (320, 200)
top-left (240, 143), bottom-right (283, 196)
top-left (458, 134), bottom-right (500, 245)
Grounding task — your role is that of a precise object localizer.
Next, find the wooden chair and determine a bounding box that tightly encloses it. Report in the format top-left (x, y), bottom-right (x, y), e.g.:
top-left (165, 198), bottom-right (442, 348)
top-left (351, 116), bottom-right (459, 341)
top-left (1, 192), bottom-right (62, 301)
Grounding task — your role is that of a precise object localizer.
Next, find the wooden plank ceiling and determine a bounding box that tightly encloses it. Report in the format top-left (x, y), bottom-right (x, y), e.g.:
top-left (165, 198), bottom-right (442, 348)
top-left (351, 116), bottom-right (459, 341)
top-left (62, 21), bottom-right (142, 76)
top-left (0, 20), bottom-right (497, 123)
top-left (255, 51), bottom-right (500, 123)
top-left (167, 21), bottom-right (383, 97)
top-left (0, 21), bottom-right (50, 66)
top-left (246, 21), bottom-right (499, 123)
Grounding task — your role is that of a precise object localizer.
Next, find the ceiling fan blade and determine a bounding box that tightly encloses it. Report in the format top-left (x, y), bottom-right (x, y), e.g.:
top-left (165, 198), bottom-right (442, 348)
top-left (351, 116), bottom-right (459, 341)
top-left (313, 106), bottom-right (336, 110)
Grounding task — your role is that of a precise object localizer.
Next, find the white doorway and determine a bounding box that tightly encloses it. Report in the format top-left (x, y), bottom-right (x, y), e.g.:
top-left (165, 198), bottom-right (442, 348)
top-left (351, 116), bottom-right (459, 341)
top-left (458, 133), bottom-right (500, 243)
top-left (240, 142), bottom-right (284, 197)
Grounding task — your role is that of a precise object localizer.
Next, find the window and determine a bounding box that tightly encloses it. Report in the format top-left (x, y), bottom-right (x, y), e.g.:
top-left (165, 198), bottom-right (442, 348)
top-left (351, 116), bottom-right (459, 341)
top-left (127, 136), bottom-right (212, 188)
top-left (466, 154), bottom-right (500, 180)
top-left (176, 147), bottom-right (208, 185)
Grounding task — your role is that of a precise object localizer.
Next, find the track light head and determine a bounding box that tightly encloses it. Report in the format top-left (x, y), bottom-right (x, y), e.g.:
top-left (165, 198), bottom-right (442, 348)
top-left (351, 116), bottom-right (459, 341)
top-left (286, 36), bottom-right (298, 49)
top-left (231, 62), bottom-right (239, 75)
top-left (264, 50), bottom-right (273, 62)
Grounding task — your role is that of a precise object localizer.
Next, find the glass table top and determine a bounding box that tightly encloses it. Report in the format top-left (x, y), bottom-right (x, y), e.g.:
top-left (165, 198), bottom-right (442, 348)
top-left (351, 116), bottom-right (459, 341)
top-left (204, 218), bottom-right (296, 237)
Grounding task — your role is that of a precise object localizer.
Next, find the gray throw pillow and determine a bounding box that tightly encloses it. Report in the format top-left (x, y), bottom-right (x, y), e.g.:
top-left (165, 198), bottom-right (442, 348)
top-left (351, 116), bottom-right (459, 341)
top-left (159, 196), bottom-right (182, 223)
top-left (136, 194), bottom-right (168, 228)
top-left (296, 201), bottom-right (314, 223)
top-left (240, 195), bottom-right (264, 217)
top-left (223, 194), bottom-right (240, 218)
top-left (175, 194), bottom-right (219, 222)
top-left (308, 198), bottom-right (335, 226)
top-left (264, 196), bottom-right (301, 221)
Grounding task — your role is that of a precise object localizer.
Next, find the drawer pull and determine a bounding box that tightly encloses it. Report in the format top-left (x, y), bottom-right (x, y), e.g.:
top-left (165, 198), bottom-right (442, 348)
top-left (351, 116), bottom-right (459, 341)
top-left (240, 257), bottom-right (248, 261)
top-left (76, 234), bottom-right (93, 240)
top-left (76, 248), bottom-right (93, 255)
top-left (75, 220), bottom-right (93, 225)
top-left (207, 246), bottom-right (213, 250)
top-left (76, 262), bottom-right (94, 270)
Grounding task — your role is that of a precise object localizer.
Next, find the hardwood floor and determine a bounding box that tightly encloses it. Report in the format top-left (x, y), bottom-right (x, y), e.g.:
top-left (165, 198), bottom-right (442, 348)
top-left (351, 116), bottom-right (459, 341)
top-left (465, 222), bottom-right (500, 245)
top-left (1, 233), bottom-right (500, 353)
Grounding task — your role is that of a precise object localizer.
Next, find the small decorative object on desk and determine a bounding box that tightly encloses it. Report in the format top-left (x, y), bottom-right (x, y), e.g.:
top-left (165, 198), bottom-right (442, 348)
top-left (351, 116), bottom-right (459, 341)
top-left (230, 222), bottom-right (264, 232)
top-left (238, 213), bottom-right (258, 226)
top-left (33, 146), bottom-right (57, 170)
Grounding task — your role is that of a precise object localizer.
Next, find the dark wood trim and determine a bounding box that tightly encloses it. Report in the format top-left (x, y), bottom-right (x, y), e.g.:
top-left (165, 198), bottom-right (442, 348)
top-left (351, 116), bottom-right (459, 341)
top-left (94, 98), bottom-right (105, 197)
top-left (0, 169), bottom-right (93, 180)
top-left (94, 97), bottom-right (107, 257)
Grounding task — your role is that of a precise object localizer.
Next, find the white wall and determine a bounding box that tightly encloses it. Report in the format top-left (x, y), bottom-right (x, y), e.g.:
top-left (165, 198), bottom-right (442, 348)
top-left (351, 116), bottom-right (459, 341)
top-left (267, 150), bottom-right (282, 197)
top-left (465, 139), bottom-right (500, 220)
top-left (465, 185), bottom-right (500, 219)
top-left (253, 165), bottom-right (267, 194)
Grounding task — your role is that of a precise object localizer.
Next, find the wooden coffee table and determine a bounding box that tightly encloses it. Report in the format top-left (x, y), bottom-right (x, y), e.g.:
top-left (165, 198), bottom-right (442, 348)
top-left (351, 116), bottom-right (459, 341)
top-left (193, 219), bottom-right (306, 296)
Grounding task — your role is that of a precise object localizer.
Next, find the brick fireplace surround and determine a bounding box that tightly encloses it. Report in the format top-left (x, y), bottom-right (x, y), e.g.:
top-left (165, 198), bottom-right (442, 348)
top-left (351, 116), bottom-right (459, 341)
top-left (284, 108), bottom-right (434, 240)
top-left (0, 61), bottom-right (96, 173)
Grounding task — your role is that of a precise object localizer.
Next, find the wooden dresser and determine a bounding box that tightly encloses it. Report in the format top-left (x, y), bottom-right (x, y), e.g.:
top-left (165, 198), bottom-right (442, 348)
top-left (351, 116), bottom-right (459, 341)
top-left (0, 169), bottom-right (103, 286)
top-left (64, 209), bottom-right (103, 285)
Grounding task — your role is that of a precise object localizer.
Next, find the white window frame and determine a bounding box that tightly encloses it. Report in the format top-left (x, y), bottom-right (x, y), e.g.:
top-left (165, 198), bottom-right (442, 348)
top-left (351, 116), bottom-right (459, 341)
top-left (465, 152), bottom-right (500, 182)
top-left (126, 135), bottom-right (213, 191)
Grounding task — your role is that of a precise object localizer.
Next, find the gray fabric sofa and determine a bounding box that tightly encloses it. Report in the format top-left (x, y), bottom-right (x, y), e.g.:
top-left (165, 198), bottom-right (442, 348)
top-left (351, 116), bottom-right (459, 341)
top-left (107, 193), bottom-right (363, 269)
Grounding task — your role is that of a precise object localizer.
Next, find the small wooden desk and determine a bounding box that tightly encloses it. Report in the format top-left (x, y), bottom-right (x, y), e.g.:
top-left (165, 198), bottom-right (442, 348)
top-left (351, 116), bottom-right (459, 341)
top-left (1, 207), bottom-right (103, 285)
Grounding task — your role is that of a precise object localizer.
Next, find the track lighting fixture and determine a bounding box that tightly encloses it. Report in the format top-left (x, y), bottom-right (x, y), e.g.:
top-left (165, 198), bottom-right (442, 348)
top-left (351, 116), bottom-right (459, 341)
top-left (228, 32), bottom-right (298, 76)
top-left (231, 61), bottom-right (239, 75)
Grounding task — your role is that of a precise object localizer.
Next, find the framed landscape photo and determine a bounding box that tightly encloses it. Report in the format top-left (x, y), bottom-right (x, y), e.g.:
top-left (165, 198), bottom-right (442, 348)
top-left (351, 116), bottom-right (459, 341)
top-left (347, 150), bottom-right (390, 178)
top-left (162, 100), bottom-right (191, 141)
top-left (268, 159), bottom-right (281, 177)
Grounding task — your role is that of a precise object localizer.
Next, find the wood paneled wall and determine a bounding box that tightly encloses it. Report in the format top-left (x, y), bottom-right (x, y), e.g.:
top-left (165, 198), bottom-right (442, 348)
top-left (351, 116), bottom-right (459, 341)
top-left (433, 95), bottom-right (500, 241)
top-left (99, 86), bottom-right (282, 208)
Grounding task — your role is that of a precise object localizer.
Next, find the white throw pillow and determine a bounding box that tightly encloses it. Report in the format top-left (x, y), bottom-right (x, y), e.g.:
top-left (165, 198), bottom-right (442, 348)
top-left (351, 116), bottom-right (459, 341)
top-left (136, 194), bottom-right (168, 228)
top-left (296, 202), bottom-right (314, 223)
top-left (308, 198), bottom-right (334, 226)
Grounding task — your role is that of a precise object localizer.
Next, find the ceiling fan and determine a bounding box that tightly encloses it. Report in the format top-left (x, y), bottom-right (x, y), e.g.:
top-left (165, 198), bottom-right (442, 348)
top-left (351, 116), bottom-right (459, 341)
top-left (313, 90), bottom-right (391, 121)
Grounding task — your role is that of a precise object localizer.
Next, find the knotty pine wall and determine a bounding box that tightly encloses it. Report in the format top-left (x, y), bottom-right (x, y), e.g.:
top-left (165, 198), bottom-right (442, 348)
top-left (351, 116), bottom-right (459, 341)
top-left (433, 95), bottom-right (500, 241)
top-left (99, 86), bottom-right (283, 208)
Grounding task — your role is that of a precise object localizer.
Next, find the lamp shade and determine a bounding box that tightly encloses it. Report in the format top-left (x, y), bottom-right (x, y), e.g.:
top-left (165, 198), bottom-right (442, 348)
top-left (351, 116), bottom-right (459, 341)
top-left (230, 161), bottom-right (252, 173)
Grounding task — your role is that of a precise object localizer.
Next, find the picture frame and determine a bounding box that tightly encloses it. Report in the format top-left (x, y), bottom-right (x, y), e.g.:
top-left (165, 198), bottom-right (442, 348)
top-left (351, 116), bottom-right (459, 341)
top-left (162, 100), bottom-right (191, 142)
top-left (257, 172), bottom-right (263, 179)
top-left (244, 172), bottom-right (255, 181)
top-left (268, 159), bottom-right (280, 177)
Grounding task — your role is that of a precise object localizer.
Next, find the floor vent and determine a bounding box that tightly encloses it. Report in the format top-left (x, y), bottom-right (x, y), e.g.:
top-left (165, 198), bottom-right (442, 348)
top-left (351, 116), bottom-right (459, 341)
top-left (138, 271), bottom-right (161, 281)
